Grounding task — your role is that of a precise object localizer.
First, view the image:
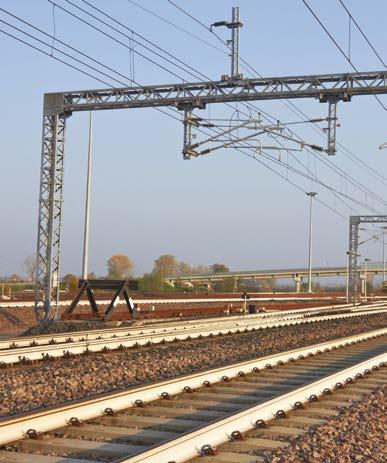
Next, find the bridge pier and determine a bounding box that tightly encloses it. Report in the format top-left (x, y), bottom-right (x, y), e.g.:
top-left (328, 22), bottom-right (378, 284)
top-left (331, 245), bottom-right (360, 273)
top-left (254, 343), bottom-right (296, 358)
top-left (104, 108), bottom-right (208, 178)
top-left (360, 273), bottom-right (366, 296)
top-left (293, 275), bottom-right (302, 293)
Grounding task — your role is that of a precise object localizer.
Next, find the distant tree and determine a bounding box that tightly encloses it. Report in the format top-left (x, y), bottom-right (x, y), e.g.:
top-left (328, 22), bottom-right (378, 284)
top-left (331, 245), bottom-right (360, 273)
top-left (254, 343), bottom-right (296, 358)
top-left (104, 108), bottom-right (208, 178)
top-left (107, 254), bottom-right (134, 279)
top-left (140, 271), bottom-right (163, 292)
top-left (9, 273), bottom-right (23, 282)
top-left (177, 262), bottom-right (193, 276)
top-left (153, 255), bottom-right (178, 278)
top-left (87, 272), bottom-right (97, 279)
top-left (211, 263), bottom-right (230, 273)
top-left (23, 254), bottom-right (37, 282)
top-left (177, 263), bottom-right (211, 276)
top-left (141, 269), bottom-right (186, 292)
top-left (63, 274), bottom-right (79, 292)
top-left (192, 265), bottom-right (211, 275)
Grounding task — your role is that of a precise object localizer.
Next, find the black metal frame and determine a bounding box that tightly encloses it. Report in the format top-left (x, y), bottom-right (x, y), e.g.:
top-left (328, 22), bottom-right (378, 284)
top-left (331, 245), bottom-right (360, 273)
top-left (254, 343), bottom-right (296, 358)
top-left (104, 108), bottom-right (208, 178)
top-left (64, 279), bottom-right (139, 320)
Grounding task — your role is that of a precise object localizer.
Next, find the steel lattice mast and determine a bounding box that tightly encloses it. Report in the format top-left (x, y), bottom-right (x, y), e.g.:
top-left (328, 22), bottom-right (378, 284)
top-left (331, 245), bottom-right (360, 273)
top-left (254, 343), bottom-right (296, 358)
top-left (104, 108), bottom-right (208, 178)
top-left (35, 102), bottom-right (66, 322)
top-left (348, 216), bottom-right (387, 304)
top-left (35, 70), bottom-right (387, 322)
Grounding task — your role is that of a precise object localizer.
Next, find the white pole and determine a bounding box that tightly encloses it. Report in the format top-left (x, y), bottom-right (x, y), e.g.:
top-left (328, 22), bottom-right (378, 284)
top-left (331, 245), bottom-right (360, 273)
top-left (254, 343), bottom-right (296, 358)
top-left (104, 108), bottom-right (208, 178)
top-left (307, 192), bottom-right (317, 293)
top-left (346, 253), bottom-right (349, 303)
top-left (82, 111), bottom-right (93, 280)
top-left (383, 229), bottom-right (386, 281)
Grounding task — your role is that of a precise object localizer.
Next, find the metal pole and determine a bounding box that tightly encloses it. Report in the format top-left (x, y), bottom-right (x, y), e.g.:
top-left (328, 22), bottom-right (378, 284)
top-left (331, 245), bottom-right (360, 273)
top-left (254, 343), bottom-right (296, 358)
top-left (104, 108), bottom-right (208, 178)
top-left (231, 7), bottom-right (240, 78)
top-left (307, 192), bottom-right (317, 293)
top-left (382, 227), bottom-right (386, 280)
top-left (82, 111), bottom-right (93, 280)
top-left (383, 232), bottom-right (385, 280)
top-left (363, 258), bottom-right (371, 302)
top-left (346, 253), bottom-right (349, 302)
top-left (1, 264), bottom-right (5, 300)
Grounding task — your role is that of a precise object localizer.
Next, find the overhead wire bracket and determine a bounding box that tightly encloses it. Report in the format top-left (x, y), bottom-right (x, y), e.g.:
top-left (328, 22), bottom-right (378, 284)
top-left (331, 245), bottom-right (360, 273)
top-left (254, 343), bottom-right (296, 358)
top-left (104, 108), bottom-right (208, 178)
top-left (326, 98), bottom-right (339, 155)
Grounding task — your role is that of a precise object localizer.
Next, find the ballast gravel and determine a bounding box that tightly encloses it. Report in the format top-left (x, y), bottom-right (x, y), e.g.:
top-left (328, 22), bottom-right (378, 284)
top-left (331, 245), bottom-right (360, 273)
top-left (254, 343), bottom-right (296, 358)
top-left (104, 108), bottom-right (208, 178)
top-left (265, 387), bottom-right (386, 463)
top-left (0, 312), bottom-right (385, 417)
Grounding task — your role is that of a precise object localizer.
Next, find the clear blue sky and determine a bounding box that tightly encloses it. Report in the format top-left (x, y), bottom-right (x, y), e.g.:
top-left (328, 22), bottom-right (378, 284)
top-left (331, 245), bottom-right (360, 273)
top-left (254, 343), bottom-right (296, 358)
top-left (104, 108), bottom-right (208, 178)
top-left (0, 0), bottom-right (386, 277)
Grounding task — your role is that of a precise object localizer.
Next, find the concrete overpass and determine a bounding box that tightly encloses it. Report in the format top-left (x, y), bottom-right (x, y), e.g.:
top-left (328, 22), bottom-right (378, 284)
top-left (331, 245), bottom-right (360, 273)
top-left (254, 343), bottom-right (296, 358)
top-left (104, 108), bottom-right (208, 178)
top-left (167, 265), bottom-right (386, 292)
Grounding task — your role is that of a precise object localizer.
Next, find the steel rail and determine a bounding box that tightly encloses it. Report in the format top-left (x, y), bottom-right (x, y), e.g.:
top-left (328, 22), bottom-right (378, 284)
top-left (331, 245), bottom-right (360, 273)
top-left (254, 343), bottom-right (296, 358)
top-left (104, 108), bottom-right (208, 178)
top-left (0, 301), bottom-right (381, 350)
top-left (0, 328), bottom-right (385, 446)
top-left (120, 353), bottom-right (386, 463)
top-left (1, 308), bottom-right (386, 364)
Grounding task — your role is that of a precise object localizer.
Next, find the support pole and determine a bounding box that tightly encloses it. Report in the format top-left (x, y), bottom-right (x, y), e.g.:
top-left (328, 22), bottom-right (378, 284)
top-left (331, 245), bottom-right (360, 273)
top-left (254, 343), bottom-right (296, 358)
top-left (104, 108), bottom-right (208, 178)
top-left (243, 292), bottom-right (247, 315)
top-left (82, 111), bottom-right (93, 280)
top-left (326, 99), bottom-right (338, 155)
top-left (231, 7), bottom-right (241, 78)
top-left (364, 259), bottom-right (371, 302)
top-left (382, 227), bottom-right (387, 281)
top-left (35, 106), bottom-right (67, 323)
top-left (293, 275), bottom-right (302, 293)
top-left (360, 273), bottom-right (366, 299)
top-left (306, 192), bottom-right (317, 293)
top-left (383, 231), bottom-right (385, 280)
top-left (348, 216), bottom-right (359, 304)
top-left (346, 252), bottom-right (350, 303)
top-left (182, 108), bottom-right (193, 159)
top-left (210, 7), bottom-right (243, 80)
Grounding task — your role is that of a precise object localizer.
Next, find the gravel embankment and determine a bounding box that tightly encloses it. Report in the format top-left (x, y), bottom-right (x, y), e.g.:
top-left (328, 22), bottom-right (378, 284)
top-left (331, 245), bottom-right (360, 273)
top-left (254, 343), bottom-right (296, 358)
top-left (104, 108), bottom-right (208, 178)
top-left (23, 320), bottom-right (115, 335)
top-left (265, 387), bottom-right (386, 463)
top-left (0, 313), bottom-right (385, 417)
top-left (0, 299), bottom-right (339, 334)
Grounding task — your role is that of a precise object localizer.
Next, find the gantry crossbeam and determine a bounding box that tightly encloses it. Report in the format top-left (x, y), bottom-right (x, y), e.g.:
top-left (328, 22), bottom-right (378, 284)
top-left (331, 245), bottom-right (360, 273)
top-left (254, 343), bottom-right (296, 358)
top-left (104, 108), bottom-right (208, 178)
top-left (44, 70), bottom-right (387, 114)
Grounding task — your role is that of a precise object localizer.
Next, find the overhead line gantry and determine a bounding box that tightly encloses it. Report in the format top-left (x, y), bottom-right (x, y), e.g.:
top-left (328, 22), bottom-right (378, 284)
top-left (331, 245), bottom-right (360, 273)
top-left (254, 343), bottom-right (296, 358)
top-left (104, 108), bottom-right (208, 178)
top-left (36, 69), bottom-right (387, 322)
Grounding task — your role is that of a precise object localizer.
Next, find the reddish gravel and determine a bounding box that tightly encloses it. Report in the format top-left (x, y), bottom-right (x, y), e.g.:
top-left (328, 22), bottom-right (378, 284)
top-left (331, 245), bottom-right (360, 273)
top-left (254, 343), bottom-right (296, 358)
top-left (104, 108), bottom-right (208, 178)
top-left (0, 299), bottom-right (339, 334)
top-left (0, 313), bottom-right (385, 417)
top-left (266, 387), bottom-right (386, 463)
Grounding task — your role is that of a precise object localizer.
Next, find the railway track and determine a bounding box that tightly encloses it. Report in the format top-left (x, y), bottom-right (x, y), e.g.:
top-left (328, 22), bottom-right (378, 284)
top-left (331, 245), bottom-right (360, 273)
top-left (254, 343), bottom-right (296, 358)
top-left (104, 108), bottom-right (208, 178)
top-left (0, 301), bottom-right (353, 349)
top-left (1, 304), bottom-right (386, 365)
top-left (0, 328), bottom-right (385, 463)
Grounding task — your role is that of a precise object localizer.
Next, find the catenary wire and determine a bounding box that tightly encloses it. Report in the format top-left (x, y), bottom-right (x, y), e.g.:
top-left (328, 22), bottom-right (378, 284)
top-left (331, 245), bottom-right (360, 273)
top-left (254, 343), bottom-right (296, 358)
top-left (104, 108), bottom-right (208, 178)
top-left (165, 0), bottom-right (387, 183)
top-left (79, 0), bottom-right (386, 207)
top-left (338, 0), bottom-right (386, 67)
top-left (0, 20), bottom-right (353, 222)
top-left (302, 0), bottom-right (386, 111)
top-left (0, 6), bottom-right (382, 221)
top-left (53, 0), bottom-right (386, 215)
